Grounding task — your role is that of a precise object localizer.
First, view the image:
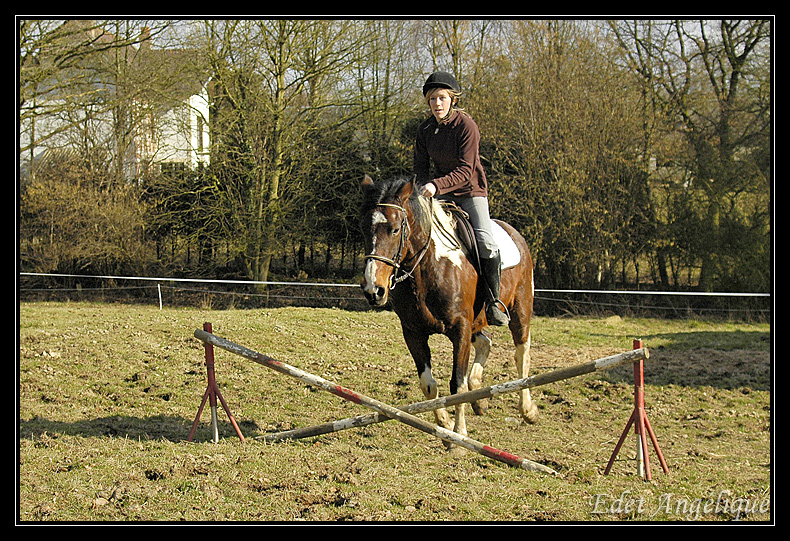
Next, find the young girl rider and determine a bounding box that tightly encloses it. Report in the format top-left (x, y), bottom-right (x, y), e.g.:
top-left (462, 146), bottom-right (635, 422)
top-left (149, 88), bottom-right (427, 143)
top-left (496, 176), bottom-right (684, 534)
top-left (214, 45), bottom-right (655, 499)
top-left (414, 71), bottom-right (509, 326)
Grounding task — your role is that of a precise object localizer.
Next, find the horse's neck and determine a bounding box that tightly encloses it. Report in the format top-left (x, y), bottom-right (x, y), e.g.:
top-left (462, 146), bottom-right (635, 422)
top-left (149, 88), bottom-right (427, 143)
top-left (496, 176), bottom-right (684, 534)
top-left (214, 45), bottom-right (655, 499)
top-left (395, 199), bottom-right (459, 325)
top-left (408, 197), bottom-right (439, 255)
top-left (407, 197), bottom-right (461, 274)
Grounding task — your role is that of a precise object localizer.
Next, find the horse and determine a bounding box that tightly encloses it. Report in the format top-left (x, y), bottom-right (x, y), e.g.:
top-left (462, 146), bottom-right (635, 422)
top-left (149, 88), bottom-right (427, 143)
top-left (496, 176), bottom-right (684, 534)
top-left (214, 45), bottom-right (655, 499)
top-left (359, 174), bottom-right (538, 445)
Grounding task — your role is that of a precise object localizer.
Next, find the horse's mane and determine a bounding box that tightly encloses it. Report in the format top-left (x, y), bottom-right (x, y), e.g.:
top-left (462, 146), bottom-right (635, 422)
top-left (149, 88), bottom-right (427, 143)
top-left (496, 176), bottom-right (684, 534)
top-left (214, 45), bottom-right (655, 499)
top-left (361, 176), bottom-right (430, 231)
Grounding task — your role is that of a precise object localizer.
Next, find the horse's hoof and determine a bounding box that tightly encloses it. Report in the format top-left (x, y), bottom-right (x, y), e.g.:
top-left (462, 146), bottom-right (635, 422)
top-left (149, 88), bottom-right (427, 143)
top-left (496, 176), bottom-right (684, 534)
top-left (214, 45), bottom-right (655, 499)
top-left (447, 445), bottom-right (468, 457)
top-left (435, 411), bottom-right (454, 431)
top-left (521, 403), bottom-right (539, 424)
top-left (471, 399), bottom-right (489, 416)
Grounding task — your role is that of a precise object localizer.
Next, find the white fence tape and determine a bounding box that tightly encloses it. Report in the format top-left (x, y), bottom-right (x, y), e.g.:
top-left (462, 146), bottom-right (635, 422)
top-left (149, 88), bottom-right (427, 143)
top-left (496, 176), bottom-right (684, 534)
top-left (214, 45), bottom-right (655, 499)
top-left (18, 272), bottom-right (771, 297)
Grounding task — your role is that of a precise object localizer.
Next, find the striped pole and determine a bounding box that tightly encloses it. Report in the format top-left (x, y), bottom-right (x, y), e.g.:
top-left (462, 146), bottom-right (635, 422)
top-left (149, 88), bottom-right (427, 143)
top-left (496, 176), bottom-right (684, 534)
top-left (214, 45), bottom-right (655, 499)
top-left (194, 327), bottom-right (558, 475)
top-left (262, 347), bottom-right (650, 443)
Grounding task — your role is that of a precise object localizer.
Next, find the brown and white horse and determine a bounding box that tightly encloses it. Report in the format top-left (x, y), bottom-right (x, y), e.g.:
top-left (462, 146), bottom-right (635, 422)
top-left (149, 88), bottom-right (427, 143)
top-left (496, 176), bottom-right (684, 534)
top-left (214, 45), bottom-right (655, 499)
top-left (359, 175), bottom-right (538, 444)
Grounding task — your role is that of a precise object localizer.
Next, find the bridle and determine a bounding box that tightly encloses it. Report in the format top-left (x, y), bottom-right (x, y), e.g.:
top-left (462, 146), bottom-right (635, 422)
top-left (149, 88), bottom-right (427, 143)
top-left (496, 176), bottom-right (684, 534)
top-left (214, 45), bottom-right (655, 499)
top-left (364, 202), bottom-right (430, 290)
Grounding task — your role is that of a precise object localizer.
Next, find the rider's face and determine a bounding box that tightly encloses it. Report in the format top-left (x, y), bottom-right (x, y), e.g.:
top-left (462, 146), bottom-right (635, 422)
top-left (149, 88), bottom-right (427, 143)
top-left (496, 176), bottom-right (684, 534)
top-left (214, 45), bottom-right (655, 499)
top-left (427, 88), bottom-right (454, 122)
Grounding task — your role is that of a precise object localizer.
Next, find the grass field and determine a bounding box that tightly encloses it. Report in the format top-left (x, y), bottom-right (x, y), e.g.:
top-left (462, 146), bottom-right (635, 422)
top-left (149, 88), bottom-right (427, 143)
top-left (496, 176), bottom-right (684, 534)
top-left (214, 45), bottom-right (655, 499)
top-left (18, 302), bottom-right (772, 523)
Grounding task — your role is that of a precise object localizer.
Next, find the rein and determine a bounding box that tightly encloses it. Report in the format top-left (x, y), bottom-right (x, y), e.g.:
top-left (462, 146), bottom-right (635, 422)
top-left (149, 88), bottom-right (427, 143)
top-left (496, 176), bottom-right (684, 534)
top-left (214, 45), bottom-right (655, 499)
top-left (365, 202), bottom-right (431, 290)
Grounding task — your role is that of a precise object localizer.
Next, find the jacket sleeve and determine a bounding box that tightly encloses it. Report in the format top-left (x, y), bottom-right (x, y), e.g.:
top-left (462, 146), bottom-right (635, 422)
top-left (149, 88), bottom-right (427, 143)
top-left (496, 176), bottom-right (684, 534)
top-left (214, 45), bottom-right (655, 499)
top-left (413, 125), bottom-right (432, 186)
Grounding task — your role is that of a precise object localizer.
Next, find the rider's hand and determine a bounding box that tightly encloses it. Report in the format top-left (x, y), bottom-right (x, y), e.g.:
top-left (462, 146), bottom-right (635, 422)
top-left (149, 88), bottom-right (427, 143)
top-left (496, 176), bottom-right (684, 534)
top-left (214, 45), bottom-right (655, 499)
top-left (420, 183), bottom-right (437, 197)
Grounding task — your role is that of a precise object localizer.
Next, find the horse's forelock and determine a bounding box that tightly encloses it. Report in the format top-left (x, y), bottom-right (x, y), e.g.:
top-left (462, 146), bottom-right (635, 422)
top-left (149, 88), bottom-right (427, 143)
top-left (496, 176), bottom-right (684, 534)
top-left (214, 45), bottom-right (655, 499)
top-left (361, 176), bottom-right (430, 231)
top-left (362, 176), bottom-right (411, 208)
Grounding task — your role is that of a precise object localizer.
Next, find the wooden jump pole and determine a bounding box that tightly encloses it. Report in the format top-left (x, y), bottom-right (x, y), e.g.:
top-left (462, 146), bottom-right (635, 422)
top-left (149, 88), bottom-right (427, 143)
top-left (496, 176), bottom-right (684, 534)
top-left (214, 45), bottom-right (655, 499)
top-left (261, 347), bottom-right (651, 443)
top-left (194, 327), bottom-right (557, 475)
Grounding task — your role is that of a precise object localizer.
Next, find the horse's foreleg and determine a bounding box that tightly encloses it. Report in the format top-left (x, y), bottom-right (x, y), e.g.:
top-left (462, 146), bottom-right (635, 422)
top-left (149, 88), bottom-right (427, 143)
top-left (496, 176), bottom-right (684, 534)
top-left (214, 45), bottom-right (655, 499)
top-left (469, 331), bottom-right (491, 415)
top-left (418, 367), bottom-right (453, 430)
top-left (515, 336), bottom-right (539, 424)
top-left (449, 327), bottom-right (472, 440)
top-left (404, 331), bottom-right (453, 430)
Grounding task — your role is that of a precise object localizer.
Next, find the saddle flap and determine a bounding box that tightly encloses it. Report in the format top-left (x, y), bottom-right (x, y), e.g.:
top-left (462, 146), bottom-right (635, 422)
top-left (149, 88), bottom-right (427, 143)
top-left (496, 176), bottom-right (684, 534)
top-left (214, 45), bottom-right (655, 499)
top-left (438, 202), bottom-right (481, 273)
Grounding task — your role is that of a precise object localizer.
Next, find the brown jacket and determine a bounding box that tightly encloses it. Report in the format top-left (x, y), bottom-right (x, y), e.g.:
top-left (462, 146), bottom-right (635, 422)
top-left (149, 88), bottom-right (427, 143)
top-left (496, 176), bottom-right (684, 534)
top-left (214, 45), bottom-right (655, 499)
top-left (414, 111), bottom-right (489, 198)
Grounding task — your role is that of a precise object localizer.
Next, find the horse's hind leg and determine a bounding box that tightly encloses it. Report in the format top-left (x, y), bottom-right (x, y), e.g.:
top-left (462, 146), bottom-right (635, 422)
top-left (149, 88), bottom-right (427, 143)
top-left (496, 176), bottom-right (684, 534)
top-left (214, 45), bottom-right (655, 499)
top-left (514, 337), bottom-right (539, 423)
top-left (469, 331), bottom-right (491, 415)
top-left (510, 285), bottom-right (539, 424)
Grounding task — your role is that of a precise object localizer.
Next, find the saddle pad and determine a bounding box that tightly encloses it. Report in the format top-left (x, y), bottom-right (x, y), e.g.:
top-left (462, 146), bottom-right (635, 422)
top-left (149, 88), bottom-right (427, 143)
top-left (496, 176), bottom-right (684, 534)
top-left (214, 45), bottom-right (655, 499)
top-left (492, 221), bottom-right (521, 270)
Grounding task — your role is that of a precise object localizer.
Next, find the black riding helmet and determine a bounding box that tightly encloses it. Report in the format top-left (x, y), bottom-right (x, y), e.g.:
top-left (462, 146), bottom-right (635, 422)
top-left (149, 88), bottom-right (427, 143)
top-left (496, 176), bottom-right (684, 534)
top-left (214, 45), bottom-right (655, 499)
top-left (422, 71), bottom-right (460, 96)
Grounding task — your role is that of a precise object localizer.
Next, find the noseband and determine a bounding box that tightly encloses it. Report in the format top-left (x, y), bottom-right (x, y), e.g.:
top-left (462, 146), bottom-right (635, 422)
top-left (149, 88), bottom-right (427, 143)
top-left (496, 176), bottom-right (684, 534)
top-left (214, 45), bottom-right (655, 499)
top-left (365, 202), bottom-right (430, 289)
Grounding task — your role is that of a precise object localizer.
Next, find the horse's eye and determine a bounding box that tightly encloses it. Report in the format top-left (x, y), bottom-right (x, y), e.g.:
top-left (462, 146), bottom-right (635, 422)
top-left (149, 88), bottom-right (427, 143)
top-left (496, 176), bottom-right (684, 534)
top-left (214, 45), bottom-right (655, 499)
top-left (391, 227), bottom-right (400, 236)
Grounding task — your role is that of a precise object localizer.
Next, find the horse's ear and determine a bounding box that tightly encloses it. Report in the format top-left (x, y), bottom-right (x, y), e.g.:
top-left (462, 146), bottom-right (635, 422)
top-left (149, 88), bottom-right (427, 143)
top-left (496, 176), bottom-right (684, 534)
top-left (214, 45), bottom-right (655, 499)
top-left (398, 176), bottom-right (415, 201)
top-left (361, 174), bottom-right (374, 191)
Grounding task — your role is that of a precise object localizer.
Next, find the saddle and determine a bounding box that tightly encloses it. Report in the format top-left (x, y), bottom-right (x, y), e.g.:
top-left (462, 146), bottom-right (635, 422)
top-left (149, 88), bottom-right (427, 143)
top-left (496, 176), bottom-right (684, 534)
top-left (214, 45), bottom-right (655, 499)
top-left (434, 201), bottom-right (521, 272)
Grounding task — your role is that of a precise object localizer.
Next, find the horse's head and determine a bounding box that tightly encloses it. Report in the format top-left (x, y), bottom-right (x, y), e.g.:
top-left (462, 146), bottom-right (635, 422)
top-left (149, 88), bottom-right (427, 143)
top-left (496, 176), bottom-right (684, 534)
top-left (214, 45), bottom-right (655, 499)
top-left (359, 175), bottom-right (417, 307)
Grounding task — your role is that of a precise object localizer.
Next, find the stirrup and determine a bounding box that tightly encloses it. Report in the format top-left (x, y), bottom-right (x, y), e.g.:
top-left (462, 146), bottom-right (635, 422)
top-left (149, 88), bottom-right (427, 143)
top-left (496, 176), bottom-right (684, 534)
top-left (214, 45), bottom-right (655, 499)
top-left (486, 300), bottom-right (510, 326)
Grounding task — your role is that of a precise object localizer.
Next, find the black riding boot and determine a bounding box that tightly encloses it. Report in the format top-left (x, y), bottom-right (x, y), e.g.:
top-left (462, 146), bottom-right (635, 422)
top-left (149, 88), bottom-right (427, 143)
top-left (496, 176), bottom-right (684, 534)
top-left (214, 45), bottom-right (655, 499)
top-left (481, 254), bottom-right (510, 326)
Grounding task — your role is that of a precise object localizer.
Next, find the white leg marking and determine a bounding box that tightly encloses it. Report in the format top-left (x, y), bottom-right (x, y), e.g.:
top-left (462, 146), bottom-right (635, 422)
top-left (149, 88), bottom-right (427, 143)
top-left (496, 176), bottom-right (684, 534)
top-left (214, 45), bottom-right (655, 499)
top-left (469, 333), bottom-right (492, 415)
top-left (454, 378), bottom-right (468, 437)
top-left (515, 335), bottom-right (539, 423)
top-left (469, 333), bottom-right (491, 390)
top-left (419, 368), bottom-right (439, 399)
top-left (419, 368), bottom-right (451, 429)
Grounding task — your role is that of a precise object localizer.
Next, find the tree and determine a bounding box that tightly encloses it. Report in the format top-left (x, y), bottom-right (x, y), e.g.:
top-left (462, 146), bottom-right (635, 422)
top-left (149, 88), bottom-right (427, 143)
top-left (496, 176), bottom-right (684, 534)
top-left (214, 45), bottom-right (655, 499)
top-left (19, 19), bottom-right (175, 276)
top-left (198, 20), bottom-right (365, 283)
top-left (473, 20), bottom-right (650, 289)
top-left (609, 19), bottom-right (771, 291)
top-left (20, 150), bottom-right (147, 275)
top-left (19, 19), bottom-right (772, 297)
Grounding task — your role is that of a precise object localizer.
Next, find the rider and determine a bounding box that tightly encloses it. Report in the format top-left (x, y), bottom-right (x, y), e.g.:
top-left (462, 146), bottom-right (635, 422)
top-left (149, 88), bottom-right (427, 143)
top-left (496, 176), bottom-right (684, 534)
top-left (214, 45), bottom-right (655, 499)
top-left (414, 71), bottom-right (509, 326)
